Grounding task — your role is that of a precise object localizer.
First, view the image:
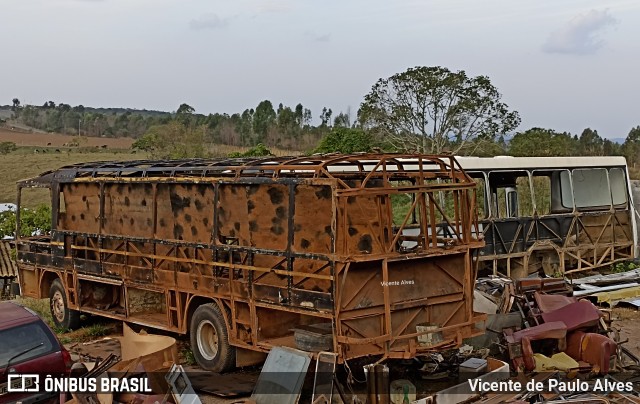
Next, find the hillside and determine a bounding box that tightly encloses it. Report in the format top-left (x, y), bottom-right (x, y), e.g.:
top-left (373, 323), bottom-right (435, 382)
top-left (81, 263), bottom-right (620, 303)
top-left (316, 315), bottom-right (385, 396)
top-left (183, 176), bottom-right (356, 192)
top-left (0, 109), bottom-right (12, 120)
top-left (0, 128), bottom-right (299, 207)
top-left (0, 104), bottom-right (170, 118)
top-left (0, 127), bottom-right (134, 148)
top-left (0, 149), bottom-right (145, 207)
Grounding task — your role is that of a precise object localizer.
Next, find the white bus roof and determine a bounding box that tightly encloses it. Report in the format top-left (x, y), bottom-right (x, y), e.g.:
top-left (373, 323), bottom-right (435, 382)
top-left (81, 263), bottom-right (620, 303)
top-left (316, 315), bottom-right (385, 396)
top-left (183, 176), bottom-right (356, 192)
top-left (455, 156), bottom-right (628, 171)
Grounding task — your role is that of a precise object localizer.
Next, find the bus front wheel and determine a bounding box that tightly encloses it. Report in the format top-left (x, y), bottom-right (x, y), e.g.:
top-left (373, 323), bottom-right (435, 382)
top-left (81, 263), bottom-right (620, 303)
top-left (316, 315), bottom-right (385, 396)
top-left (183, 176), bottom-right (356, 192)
top-left (190, 303), bottom-right (235, 372)
top-left (49, 279), bottom-right (81, 330)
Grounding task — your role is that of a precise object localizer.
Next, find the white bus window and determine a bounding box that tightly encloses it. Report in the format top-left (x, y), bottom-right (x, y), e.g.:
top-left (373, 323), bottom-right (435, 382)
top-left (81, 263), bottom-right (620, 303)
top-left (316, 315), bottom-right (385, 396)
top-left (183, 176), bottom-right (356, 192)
top-left (474, 178), bottom-right (487, 218)
top-left (489, 171), bottom-right (531, 218)
top-left (515, 176), bottom-right (533, 217)
top-left (610, 168), bottom-right (628, 206)
top-left (531, 175), bottom-right (551, 215)
top-left (559, 170), bottom-right (574, 209)
top-left (572, 168), bottom-right (611, 208)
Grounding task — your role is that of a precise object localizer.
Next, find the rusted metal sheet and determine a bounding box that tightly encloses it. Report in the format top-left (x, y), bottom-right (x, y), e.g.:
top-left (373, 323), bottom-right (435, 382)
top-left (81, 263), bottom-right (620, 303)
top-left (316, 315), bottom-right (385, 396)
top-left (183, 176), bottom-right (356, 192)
top-left (15, 154), bottom-right (485, 362)
top-left (59, 183), bottom-right (101, 233)
top-left (0, 240), bottom-right (17, 278)
top-left (104, 183), bottom-right (153, 238)
top-left (292, 184), bottom-right (333, 255)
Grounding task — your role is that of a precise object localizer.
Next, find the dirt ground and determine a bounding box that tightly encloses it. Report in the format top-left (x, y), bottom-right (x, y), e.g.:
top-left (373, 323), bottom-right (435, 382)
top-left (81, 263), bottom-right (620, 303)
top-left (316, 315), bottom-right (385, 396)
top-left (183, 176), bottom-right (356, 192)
top-left (611, 306), bottom-right (640, 358)
top-left (0, 127), bottom-right (134, 148)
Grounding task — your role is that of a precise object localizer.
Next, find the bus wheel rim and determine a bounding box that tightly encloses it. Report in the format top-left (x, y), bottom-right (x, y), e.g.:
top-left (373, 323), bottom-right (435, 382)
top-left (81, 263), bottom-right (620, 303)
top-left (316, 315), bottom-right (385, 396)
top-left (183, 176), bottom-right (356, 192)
top-left (51, 290), bottom-right (66, 323)
top-left (196, 319), bottom-right (219, 361)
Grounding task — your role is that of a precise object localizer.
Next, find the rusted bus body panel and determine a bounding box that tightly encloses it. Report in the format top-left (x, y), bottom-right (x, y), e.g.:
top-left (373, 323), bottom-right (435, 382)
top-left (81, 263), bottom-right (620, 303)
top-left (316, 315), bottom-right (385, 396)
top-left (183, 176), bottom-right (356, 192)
top-left (16, 154), bottom-right (484, 361)
top-left (335, 254), bottom-right (479, 359)
top-left (476, 211), bottom-right (635, 278)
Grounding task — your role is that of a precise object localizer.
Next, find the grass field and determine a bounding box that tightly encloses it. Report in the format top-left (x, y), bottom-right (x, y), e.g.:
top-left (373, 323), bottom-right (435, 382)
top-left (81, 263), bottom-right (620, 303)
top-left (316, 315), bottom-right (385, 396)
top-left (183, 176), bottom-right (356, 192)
top-left (1, 148), bottom-right (147, 207)
top-left (15, 297), bottom-right (118, 343)
top-left (1, 137), bottom-right (299, 207)
top-left (0, 127), bottom-right (300, 157)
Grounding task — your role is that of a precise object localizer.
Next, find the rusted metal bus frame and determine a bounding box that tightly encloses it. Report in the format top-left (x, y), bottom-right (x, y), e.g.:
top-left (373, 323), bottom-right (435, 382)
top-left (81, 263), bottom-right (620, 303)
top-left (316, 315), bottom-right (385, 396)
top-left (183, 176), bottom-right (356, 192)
top-left (15, 154), bottom-right (485, 369)
top-left (457, 156), bottom-right (637, 278)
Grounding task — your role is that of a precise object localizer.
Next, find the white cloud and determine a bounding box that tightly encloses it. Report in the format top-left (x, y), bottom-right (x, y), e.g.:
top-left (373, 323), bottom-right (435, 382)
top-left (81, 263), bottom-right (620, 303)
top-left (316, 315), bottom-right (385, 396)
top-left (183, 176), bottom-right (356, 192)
top-left (304, 31), bottom-right (331, 43)
top-left (189, 13), bottom-right (229, 31)
top-left (543, 9), bottom-right (618, 55)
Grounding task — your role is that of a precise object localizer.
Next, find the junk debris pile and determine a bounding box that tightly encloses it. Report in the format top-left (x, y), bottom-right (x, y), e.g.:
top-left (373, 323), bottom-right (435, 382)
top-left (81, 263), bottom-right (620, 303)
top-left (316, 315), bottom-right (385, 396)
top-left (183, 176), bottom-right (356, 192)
top-left (63, 323), bottom-right (201, 404)
top-left (571, 268), bottom-right (640, 307)
top-left (325, 273), bottom-right (640, 403)
top-left (57, 271), bottom-right (640, 404)
top-left (425, 273), bottom-right (640, 404)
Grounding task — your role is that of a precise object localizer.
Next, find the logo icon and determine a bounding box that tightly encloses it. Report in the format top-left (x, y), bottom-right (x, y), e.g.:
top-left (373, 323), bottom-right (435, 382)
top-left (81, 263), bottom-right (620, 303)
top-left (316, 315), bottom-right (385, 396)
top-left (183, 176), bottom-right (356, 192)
top-left (6, 374), bottom-right (40, 393)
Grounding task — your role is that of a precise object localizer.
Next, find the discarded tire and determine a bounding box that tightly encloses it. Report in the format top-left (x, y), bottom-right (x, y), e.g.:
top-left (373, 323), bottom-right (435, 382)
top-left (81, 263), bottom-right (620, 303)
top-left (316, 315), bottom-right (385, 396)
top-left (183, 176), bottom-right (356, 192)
top-left (294, 323), bottom-right (333, 352)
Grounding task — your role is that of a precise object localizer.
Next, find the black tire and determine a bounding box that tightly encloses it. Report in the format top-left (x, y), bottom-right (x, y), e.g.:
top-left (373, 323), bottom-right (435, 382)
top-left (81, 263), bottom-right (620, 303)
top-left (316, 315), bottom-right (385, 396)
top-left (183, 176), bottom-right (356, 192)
top-left (190, 303), bottom-right (235, 372)
top-left (49, 279), bottom-right (81, 330)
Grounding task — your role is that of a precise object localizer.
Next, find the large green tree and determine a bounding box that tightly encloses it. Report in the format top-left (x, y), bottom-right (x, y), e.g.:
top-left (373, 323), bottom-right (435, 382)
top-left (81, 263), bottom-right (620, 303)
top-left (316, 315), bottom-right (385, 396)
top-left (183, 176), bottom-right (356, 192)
top-left (623, 126), bottom-right (640, 167)
top-left (176, 103), bottom-right (196, 127)
top-left (358, 66), bottom-right (520, 154)
top-left (578, 128), bottom-right (604, 156)
top-left (11, 98), bottom-right (21, 118)
top-left (333, 111), bottom-right (351, 128)
top-left (319, 107), bottom-right (332, 127)
top-left (253, 100), bottom-right (276, 140)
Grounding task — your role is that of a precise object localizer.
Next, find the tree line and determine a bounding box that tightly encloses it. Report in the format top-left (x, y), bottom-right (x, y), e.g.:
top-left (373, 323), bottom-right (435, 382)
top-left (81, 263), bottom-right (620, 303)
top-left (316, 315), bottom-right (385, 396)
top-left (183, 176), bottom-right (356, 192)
top-left (7, 98), bottom-right (170, 138)
top-left (6, 98), bottom-right (348, 152)
top-left (7, 66), bottom-right (640, 168)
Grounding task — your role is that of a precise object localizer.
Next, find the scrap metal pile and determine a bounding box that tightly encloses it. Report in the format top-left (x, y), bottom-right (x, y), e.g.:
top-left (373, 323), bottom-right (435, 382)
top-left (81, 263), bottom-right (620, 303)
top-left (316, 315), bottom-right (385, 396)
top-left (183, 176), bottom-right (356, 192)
top-left (571, 268), bottom-right (640, 307)
top-left (66, 274), bottom-right (639, 404)
top-left (64, 324), bottom-right (199, 404)
top-left (458, 274), bottom-right (640, 403)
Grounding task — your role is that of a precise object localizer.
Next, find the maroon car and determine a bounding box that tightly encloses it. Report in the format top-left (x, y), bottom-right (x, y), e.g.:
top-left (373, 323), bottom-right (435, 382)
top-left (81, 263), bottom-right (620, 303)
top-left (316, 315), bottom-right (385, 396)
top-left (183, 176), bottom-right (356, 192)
top-left (0, 301), bottom-right (73, 404)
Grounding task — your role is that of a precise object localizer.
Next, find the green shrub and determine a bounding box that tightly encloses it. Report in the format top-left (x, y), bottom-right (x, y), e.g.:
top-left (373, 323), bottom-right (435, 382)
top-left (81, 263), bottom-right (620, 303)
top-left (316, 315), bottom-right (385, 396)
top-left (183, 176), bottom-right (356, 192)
top-left (228, 143), bottom-right (272, 158)
top-left (181, 348), bottom-right (196, 365)
top-left (314, 128), bottom-right (376, 154)
top-left (84, 323), bottom-right (109, 338)
top-left (610, 261), bottom-right (639, 274)
top-left (0, 205), bottom-right (52, 238)
top-left (0, 141), bottom-right (17, 155)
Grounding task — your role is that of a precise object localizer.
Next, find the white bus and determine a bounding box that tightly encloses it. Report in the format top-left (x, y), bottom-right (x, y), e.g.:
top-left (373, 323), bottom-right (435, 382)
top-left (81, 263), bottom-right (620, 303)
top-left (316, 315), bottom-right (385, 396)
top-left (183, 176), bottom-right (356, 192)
top-left (456, 156), bottom-right (637, 278)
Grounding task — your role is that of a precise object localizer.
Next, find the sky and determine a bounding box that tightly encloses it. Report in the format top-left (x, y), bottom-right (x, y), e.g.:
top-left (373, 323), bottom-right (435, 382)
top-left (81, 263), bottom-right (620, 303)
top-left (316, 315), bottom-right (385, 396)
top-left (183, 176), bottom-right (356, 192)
top-left (1, 0), bottom-right (639, 139)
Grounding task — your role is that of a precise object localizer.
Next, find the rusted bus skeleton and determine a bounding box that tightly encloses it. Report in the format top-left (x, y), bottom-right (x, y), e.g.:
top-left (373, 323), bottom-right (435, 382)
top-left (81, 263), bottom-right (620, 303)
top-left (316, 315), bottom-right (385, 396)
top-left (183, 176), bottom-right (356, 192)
top-left (457, 157), bottom-right (637, 279)
top-left (16, 154), bottom-right (485, 368)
